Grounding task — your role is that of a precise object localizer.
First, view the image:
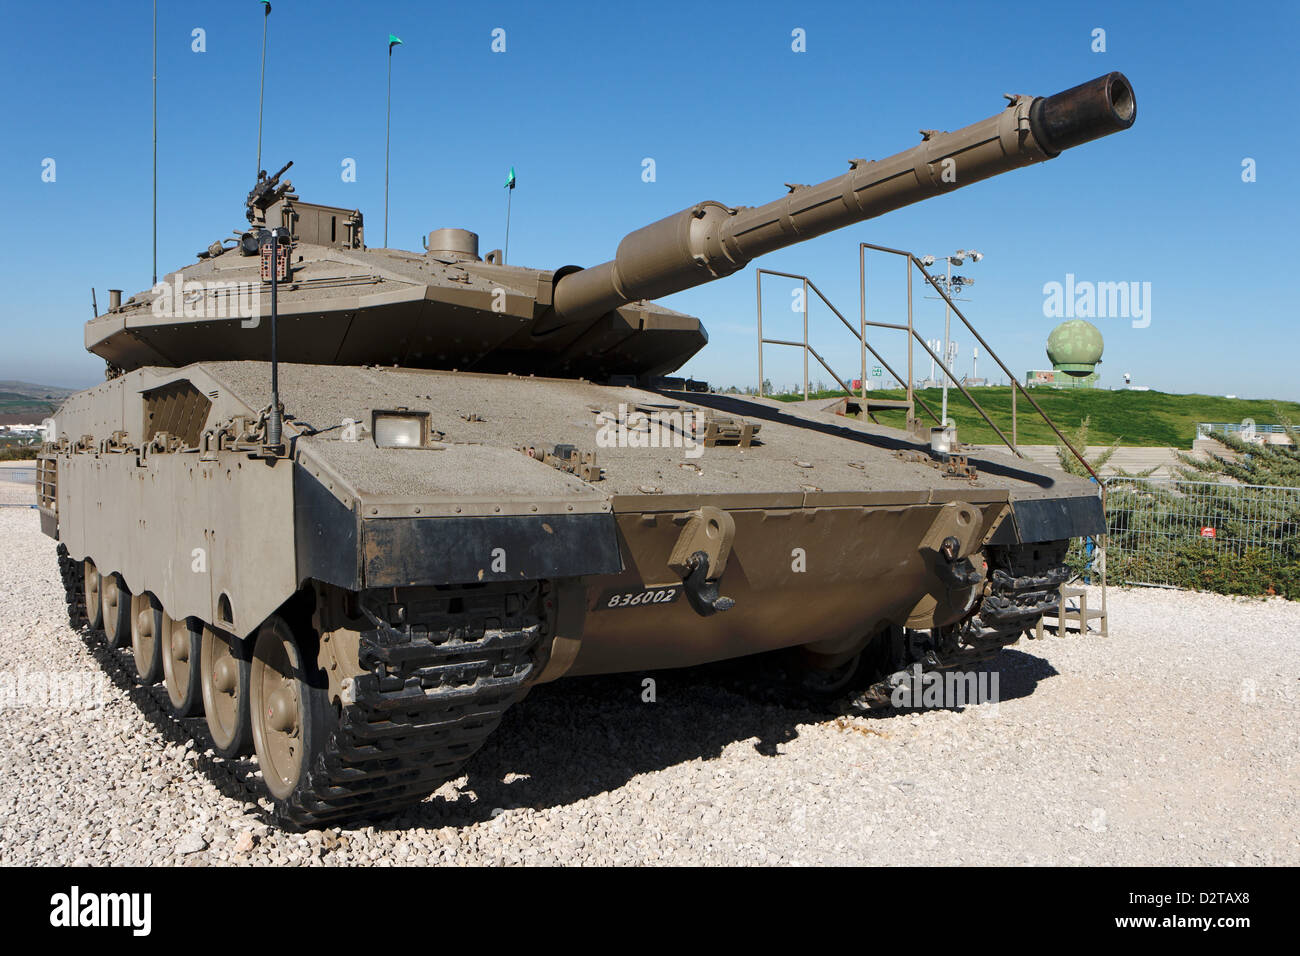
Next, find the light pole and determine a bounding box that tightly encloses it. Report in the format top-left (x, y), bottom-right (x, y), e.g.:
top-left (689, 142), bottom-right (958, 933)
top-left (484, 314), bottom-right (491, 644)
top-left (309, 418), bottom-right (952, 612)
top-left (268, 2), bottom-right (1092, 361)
top-left (921, 249), bottom-right (983, 426)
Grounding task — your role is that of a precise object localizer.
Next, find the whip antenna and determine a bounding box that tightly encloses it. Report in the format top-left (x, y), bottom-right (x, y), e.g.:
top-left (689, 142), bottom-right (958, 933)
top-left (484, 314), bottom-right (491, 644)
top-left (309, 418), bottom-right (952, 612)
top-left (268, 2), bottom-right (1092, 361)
top-left (256, 1), bottom-right (271, 177)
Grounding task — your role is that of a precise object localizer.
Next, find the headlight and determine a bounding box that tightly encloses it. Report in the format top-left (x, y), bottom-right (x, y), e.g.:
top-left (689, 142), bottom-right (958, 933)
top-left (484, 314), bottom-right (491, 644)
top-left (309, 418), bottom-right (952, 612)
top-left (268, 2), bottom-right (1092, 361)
top-left (373, 412), bottom-right (427, 448)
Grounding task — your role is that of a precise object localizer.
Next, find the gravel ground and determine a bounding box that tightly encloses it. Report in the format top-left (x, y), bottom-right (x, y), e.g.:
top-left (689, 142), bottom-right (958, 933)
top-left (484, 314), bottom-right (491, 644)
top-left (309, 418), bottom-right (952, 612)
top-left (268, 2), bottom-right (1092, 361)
top-left (0, 505), bottom-right (1296, 866)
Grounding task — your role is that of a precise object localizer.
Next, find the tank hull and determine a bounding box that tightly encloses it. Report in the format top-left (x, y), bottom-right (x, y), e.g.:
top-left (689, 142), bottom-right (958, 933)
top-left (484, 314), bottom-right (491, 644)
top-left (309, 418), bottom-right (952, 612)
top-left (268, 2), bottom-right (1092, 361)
top-left (42, 361), bottom-right (1100, 681)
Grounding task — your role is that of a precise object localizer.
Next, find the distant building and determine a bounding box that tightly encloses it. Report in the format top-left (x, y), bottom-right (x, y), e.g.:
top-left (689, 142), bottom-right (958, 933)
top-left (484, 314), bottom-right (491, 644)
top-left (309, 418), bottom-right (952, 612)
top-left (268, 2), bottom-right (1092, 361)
top-left (1195, 422), bottom-right (1294, 448)
top-left (0, 423), bottom-right (47, 440)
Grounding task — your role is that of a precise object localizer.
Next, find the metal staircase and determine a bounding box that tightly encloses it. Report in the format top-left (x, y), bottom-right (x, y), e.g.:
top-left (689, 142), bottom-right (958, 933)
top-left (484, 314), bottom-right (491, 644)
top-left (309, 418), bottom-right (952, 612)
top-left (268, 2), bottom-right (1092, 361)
top-left (754, 241), bottom-right (1109, 634)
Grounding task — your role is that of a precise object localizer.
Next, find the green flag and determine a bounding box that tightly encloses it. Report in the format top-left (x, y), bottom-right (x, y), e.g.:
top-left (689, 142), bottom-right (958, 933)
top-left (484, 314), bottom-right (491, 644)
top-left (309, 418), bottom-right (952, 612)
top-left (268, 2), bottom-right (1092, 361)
top-left (389, 34), bottom-right (403, 50)
top-left (504, 166), bottom-right (516, 189)
top-left (261, 1), bottom-right (271, 14)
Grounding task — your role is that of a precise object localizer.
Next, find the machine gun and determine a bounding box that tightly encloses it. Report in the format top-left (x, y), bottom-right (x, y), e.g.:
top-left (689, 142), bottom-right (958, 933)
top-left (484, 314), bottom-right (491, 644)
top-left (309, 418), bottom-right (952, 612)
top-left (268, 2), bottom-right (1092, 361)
top-left (245, 160), bottom-right (295, 223)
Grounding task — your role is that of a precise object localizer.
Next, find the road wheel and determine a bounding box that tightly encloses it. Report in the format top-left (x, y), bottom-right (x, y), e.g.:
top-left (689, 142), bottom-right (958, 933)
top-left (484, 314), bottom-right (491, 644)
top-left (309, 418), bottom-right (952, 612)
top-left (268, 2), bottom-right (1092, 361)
top-left (162, 614), bottom-right (204, 718)
top-left (101, 572), bottom-right (132, 650)
top-left (250, 615), bottom-right (330, 806)
top-left (130, 592), bottom-right (165, 684)
top-left (83, 560), bottom-right (103, 630)
top-left (201, 625), bottom-right (253, 758)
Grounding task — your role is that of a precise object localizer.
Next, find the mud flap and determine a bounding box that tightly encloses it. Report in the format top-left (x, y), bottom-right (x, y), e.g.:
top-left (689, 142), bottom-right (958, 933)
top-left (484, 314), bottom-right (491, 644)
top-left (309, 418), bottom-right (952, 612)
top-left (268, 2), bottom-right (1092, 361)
top-left (989, 494), bottom-right (1105, 545)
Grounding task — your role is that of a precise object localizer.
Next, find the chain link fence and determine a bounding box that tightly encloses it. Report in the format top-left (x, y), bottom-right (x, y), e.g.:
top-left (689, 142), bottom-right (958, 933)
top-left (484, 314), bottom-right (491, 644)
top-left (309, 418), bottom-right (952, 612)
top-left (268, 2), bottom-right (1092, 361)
top-left (1102, 477), bottom-right (1300, 597)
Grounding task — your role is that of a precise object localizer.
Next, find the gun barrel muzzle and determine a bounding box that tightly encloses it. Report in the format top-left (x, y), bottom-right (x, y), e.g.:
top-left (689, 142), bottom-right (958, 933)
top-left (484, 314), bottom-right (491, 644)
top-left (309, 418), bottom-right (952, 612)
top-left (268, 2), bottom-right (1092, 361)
top-left (1029, 72), bottom-right (1136, 155)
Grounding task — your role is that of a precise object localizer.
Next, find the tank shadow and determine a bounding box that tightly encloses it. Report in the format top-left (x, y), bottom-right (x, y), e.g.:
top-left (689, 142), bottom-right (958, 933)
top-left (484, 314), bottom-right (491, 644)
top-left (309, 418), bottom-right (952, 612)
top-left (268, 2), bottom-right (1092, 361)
top-left (75, 620), bottom-right (1057, 833)
top-left (382, 645), bottom-right (1060, 830)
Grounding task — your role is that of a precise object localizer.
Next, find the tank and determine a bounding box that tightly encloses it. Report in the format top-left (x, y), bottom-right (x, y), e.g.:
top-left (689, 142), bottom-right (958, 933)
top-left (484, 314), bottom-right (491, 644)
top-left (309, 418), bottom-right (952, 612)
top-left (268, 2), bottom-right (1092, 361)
top-left (39, 72), bottom-right (1135, 828)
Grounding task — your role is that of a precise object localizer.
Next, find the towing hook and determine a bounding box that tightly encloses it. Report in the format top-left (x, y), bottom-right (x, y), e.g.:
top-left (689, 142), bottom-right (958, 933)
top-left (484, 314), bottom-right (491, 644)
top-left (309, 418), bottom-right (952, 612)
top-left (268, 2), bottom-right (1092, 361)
top-left (935, 538), bottom-right (985, 588)
top-left (681, 550), bottom-right (735, 617)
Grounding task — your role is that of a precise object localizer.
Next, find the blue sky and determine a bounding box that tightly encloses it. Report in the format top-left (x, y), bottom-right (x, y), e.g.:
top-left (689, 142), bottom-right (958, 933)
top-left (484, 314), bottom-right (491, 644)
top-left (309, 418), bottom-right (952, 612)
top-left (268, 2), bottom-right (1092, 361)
top-left (1, 0), bottom-right (1296, 400)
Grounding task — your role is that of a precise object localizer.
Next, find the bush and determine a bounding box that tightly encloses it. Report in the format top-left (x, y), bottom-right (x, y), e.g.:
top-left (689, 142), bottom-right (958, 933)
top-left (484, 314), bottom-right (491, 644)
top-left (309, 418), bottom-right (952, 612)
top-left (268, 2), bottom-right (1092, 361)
top-left (1101, 477), bottom-right (1300, 599)
top-left (1107, 538), bottom-right (1300, 599)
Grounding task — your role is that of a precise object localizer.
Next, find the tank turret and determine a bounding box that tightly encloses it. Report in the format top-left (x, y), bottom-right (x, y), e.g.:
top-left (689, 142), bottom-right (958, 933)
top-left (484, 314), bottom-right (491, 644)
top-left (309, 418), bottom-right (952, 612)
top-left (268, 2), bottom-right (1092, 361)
top-left (85, 73), bottom-right (1134, 383)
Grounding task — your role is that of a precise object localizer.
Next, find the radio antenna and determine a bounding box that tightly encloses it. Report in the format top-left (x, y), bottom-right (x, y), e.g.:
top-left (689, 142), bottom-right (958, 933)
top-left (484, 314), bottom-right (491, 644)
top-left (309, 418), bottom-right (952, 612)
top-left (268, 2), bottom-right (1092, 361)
top-left (256, 2), bottom-right (271, 177)
top-left (152, 0), bottom-right (157, 286)
top-left (384, 34), bottom-right (403, 247)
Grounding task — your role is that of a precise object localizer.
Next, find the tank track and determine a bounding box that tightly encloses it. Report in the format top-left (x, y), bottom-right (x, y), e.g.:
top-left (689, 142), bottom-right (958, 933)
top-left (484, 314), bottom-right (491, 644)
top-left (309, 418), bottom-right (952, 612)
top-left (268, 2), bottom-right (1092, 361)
top-left (976, 540), bottom-right (1072, 635)
top-left (57, 542), bottom-right (545, 828)
top-left (56, 544), bottom-right (88, 630)
top-left (846, 541), bottom-right (1074, 709)
top-left (276, 582), bottom-right (547, 829)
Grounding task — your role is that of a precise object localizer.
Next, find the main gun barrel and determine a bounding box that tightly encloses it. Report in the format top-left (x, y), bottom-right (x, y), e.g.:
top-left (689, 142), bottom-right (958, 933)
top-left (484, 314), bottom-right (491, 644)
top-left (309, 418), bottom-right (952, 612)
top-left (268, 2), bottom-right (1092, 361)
top-left (548, 72), bottom-right (1135, 329)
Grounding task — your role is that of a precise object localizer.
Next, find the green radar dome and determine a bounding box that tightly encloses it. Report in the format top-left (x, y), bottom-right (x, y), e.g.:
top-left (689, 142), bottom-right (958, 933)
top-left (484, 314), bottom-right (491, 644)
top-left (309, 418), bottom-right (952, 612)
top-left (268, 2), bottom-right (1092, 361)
top-left (1046, 319), bottom-right (1104, 374)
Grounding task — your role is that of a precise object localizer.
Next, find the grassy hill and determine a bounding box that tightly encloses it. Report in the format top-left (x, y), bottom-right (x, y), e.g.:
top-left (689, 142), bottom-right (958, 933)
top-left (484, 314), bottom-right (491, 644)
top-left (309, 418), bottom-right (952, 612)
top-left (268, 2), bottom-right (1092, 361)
top-left (0, 380), bottom-right (77, 425)
top-left (0, 380), bottom-right (78, 400)
top-left (770, 386), bottom-right (1300, 448)
top-left (0, 392), bottom-right (60, 423)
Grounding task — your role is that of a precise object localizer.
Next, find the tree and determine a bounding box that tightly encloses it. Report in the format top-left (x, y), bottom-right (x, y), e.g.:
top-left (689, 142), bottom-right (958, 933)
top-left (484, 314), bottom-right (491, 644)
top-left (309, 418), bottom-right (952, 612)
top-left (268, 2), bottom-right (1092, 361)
top-left (1055, 415), bottom-right (1120, 477)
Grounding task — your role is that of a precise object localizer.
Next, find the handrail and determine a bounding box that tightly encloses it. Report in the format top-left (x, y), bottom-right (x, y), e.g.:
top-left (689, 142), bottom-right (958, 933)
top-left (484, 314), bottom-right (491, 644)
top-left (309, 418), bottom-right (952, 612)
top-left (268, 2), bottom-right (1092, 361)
top-left (757, 268), bottom-right (932, 426)
top-left (760, 338), bottom-right (855, 395)
top-left (902, 328), bottom-right (1019, 454)
top-left (754, 245), bottom-right (1102, 485)
top-left (860, 242), bottom-right (1108, 621)
top-left (859, 242), bottom-right (1101, 486)
top-left (1197, 422), bottom-right (1290, 435)
top-left (907, 253), bottom-right (1099, 485)
top-left (756, 270), bottom-right (862, 403)
top-left (756, 244), bottom-right (1108, 624)
top-left (761, 265), bottom-right (931, 425)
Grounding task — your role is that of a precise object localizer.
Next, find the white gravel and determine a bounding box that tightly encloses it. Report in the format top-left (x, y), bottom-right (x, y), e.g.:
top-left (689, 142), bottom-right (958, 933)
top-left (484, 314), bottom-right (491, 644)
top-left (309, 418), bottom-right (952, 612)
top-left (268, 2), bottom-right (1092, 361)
top-left (0, 505), bottom-right (1296, 866)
